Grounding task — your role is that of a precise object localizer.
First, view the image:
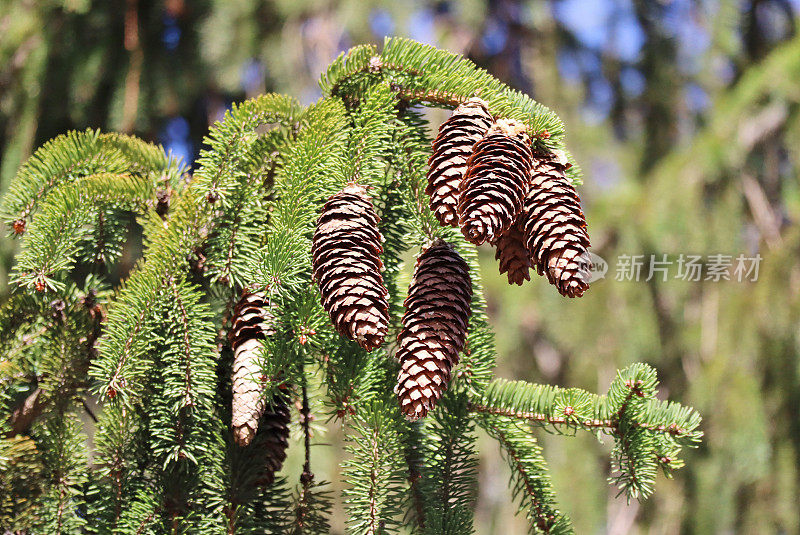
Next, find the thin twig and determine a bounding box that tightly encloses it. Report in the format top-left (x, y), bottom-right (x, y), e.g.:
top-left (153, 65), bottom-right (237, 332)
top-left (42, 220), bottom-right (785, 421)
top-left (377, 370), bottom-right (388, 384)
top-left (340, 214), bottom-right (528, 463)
top-left (467, 401), bottom-right (692, 437)
top-left (80, 398), bottom-right (98, 423)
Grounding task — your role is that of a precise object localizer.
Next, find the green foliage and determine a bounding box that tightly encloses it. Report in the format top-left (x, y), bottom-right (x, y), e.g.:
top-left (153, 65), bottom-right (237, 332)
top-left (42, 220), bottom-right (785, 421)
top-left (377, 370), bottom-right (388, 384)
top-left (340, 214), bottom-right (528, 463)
top-left (320, 37), bottom-right (582, 185)
top-left (0, 39), bottom-right (701, 534)
top-left (475, 415), bottom-right (571, 534)
top-left (0, 130), bottom-right (183, 227)
top-left (11, 173), bottom-right (152, 292)
top-left (33, 408), bottom-right (89, 534)
top-left (419, 395), bottom-right (479, 535)
top-left (476, 364), bottom-right (702, 501)
top-left (342, 400), bottom-right (406, 534)
top-left (0, 435), bottom-right (43, 531)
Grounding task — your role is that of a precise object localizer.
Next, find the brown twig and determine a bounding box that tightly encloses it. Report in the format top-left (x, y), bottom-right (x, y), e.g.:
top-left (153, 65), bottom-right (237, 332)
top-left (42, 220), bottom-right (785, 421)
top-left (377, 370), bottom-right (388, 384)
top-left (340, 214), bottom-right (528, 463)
top-left (295, 378), bottom-right (314, 531)
top-left (467, 400), bottom-right (692, 438)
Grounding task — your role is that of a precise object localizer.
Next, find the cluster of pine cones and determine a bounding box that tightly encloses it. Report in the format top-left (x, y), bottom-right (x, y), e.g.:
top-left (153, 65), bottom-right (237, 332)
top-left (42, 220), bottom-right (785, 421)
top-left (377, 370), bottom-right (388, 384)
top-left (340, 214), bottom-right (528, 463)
top-left (310, 184), bottom-right (472, 419)
top-left (226, 100), bottom-right (593, 467)
top-left (428, 97), bottom-right (591, 297)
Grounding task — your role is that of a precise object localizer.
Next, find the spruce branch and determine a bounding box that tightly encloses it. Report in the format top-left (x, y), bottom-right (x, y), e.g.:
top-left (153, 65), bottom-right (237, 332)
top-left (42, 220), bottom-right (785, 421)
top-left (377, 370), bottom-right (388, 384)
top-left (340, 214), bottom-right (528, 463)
top-left (341, 83), bottom-right (396, 188)
top-left (472, 364), bottom-right (702, 501)
top-left (205, 133), bottom-right (283, 287)
top-left (292, 378), bottom-right (333, 535)
top-left (390, 106), bottom-right (441, 244)
top-left (475, 415), bottom-right (572, 534)
top-left (11, 172), bottom-right (154, 292)
top-left (33, 407), bottom-right (89, 534)
top-left (342, 399), bottom-right (406, 535)
top-left (0, 37), bottom-right (704, 534)
top-left (193, 93), bottom-right (303, 206)
top-left (421, 395), bottom-right (478, 535)
top-left (1, 130), bottom-right (183, 230)
top-left (320, 38), bottom-right (574, 172)
top-left (397, 419), bottom-right (428, 533)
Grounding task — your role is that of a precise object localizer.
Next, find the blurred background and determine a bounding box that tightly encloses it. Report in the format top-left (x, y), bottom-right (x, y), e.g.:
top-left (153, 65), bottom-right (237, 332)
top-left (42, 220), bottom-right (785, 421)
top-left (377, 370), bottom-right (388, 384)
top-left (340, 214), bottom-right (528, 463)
top-left (2, 0), bottom-right (800, 532)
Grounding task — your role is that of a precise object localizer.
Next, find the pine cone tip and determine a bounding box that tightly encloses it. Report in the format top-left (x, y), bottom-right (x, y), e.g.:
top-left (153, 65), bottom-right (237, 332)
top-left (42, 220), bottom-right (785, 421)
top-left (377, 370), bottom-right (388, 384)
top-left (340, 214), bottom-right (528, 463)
top-left (461, 96), bottom-right (490, 111)
top-left (489, 118), bottom-right (529, 141)
top-left (341, 182), bottom-right (369, 196)
top-left (233, 426), bottom-right (257, 447)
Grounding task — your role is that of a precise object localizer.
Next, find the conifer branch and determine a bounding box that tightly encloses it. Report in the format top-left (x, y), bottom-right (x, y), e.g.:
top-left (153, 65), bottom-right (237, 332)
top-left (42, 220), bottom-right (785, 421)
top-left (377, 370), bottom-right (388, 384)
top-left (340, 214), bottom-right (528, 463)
top-left (394, 417), bottom-right (431, 534)
top-left (1, 130), bottom-right (182, 229)
top-left (193, 93), bottom-right (303, 205)
top-left (476, 415), bottom-right (572, 534)
top-left (473, 365), bottom-right (702, 501)
top-left (469, 401), bottom-right (615, 429)
top-left (11, 172), bottom-right (154, 291)
top-left (168, 277), bottom-right (194, 409)
top-left (420, 395), bottom-right (478, 534)
top-left (320, 37), bottom-right (571, 164)
top-left (0, 38), bottom-right (704, 533)
top-left (295, 379), bottom-right (314, 532)
top-left (343, 399), bottom-right (405, 534)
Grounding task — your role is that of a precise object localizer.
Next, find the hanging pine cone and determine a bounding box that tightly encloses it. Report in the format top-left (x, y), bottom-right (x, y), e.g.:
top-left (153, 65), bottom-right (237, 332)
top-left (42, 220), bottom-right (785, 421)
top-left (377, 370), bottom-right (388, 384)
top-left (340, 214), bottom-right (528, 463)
top-left (230, 291), bottom-right (277, 447)
top-left (396, 239), bottom-right (472, 420)
top-left (522, 151), bottom-right (591, 298)
top-left (494, 221), bottom-right (532, 285)
top-left (312, 184), bottom-right (389, 351)
top-left (251, 388), bottom-right (291, 486)
top-left (426, 98), bottom-right (493, 227)
top-left (458, 118), bottom-right (533, 245)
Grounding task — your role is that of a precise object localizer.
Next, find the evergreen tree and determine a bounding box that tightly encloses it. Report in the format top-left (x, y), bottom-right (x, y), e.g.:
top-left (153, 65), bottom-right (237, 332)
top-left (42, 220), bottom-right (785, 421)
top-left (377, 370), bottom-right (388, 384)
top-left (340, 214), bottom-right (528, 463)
top-left (0, 38), bottom-right (701, 534)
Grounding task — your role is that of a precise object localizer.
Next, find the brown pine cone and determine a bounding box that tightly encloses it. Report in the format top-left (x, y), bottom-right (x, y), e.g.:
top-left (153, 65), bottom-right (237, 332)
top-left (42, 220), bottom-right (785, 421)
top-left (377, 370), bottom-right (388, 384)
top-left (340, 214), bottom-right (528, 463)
top-left (395, 239), bottom-right (472, 420)
top-left (426, 98), bottom-right (493, 227)
top-left (458, 119), bottom-right (533, 245)
top-left (522, 151), bottom-right (591, 298)
top-left (252, 388), bottom-right (291, 486)
top-left (230, 291), bottom-right (277, 447)
top-left (312, 184), bottom-right (389, 351)
top-left (494, 221), bottom-right (532, 285)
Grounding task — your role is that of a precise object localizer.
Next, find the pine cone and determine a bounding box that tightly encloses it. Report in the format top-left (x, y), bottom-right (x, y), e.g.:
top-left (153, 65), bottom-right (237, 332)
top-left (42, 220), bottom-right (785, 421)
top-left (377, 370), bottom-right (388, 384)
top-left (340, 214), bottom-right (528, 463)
top-left (458, 118), bottom-right (533, 245)
top-left (494, 221), bottom-right (532, 285)
top-left (396, 239), bottom-right (472, 420)
top-left (312, 184), bottom-right (389, 351)
top-left (252, 389), bottom-right (291, 486)
top-left (426, 98), bottom-right (493, 227)
top-left (230, 291), bottom-right (276, 447)
top-left (522, 151), bottom-right (591, 298)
